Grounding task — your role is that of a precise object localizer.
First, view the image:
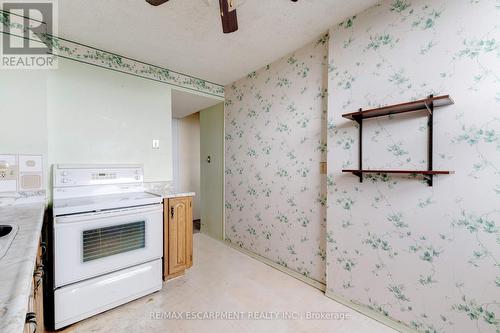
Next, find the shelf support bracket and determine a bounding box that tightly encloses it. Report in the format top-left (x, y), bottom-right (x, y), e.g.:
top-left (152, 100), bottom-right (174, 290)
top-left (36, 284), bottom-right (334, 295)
top-left (354, 109), bottom-right (363, 183)
top-left (427, 94), bottom-right (434, 186)
top-left (424, 101), bottom-right (432, 115)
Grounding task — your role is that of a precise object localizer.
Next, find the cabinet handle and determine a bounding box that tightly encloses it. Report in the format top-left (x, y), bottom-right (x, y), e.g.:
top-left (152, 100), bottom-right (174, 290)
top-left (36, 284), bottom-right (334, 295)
top-left (40, 241), bottom-right (47, 257)
top-left (33, 264), bottom-right (44, 296)
top-left (33, 265), bottom-right (44, 278)
top-left (170, 207), bottom-right (174, 219)
top-left (25, 312), bottom-right (37, 333)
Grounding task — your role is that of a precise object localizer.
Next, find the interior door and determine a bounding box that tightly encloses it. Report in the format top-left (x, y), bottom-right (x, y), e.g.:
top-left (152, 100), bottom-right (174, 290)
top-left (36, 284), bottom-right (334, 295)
top-left (200, 103), bottom-right (224, 240)
top-left (168, 197), bottom-right (192, 274)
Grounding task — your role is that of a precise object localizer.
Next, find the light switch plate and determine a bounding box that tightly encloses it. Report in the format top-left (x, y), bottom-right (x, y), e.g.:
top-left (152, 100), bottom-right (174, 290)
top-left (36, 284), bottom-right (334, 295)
top-left (152, 139), bottom-right (160, 149)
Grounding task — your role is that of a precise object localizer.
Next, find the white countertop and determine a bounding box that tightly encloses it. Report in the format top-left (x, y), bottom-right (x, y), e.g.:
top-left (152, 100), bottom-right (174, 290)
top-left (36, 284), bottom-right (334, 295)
top-left (158, 190), bottom-right (196, 199)
top-left (0, 203), bottom-right (45, 333)
top-left (144, 182), bottom-right (195, 199)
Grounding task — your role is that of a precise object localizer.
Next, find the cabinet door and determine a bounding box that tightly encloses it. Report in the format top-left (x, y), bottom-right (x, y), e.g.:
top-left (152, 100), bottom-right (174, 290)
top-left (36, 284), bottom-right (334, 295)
top-left (168, 197), bottom-right (192, 274)
top-left (186, 197), bottom-right (193, 268)
top-left (25, 240), bottom-right (45, 333)
top-left (35, 239), bottom-right (45, 333)
top-left (163, 201), bottom-right (169, 279)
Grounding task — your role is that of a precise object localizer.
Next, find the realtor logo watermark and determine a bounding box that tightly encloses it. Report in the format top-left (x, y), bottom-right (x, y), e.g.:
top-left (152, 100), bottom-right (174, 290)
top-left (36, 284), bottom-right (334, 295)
top-left (150, 311), bottom-right (352, 321)
top-left (0, 0), bottom-right (58, 69)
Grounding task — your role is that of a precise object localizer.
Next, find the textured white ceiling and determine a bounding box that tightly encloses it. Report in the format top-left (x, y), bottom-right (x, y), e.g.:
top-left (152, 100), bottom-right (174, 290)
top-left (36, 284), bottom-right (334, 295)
top-left (59, 0), bottom-right (379, 85)
top-left (172, 89), bottom-right (221, 119)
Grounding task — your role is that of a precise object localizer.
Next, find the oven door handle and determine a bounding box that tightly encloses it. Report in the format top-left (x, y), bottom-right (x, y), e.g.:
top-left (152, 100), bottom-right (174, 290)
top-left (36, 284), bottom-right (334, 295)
top-left (55, 204), bottom-right (163, 224)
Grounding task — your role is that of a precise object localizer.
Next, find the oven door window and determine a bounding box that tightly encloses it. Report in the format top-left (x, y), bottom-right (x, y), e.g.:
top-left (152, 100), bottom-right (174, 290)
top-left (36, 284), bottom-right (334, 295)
top-left (82, 221), bottom-right (146, 262)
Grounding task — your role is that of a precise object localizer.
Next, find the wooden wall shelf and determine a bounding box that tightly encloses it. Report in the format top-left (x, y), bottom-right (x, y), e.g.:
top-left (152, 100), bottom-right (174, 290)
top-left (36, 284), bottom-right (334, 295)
top-left (342, 95), bottom-right (454, 186)
top-left (342, 95), bottom-right (454, 121)
top-left (343, 170), bottom-right (454, 175)
top-left (342, 170), bottom-right (455, 183)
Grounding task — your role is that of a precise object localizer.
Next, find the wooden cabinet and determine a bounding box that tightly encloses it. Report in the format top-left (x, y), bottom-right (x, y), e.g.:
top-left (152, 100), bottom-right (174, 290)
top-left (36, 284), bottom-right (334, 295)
top-left (163, 196), bottom-right (193, 280)
top-left (24, 238), bottom-right (45, 333)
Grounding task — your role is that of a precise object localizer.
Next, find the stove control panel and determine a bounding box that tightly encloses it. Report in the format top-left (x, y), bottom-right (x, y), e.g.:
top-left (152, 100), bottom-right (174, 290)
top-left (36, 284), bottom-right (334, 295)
top-left (54, 165), bottom-right (144, 188)
top-left (91, 172), bottom-right (117, 180)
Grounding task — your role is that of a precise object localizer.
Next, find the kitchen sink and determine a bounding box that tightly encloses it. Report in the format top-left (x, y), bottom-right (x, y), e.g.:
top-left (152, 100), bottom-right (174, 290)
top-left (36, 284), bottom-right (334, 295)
top-left (0, 224), bottom-right (18, 260)
top-left (0, 225), bottom-right (14, 237)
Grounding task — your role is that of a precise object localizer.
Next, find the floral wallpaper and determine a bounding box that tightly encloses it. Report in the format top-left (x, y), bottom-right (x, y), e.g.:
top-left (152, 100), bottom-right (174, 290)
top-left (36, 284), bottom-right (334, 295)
top-left (327, 0), bottom-right (500, 332)
top-left (224, 37), bottom-right (328, 283)
top-left (0, 10), bottom-right (225, 98)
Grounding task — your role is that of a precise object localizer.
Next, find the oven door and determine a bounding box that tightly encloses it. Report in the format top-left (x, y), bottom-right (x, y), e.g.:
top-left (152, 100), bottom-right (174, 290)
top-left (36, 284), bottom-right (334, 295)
top-left (54, 204), bottom-right (163, 288)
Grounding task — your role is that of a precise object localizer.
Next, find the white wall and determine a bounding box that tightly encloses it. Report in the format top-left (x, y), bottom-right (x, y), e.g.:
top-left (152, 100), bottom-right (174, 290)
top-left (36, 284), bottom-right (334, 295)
top-left (0, 58), bottom-right (173, 189)
top-left (0, 71), bottom-right (49, 187)
top-left (173, 113), bottom-right (201, 220)
top-left (172, 118), bottom-right (180, 188)
top-left (47, 59), bottom-right (172, 182)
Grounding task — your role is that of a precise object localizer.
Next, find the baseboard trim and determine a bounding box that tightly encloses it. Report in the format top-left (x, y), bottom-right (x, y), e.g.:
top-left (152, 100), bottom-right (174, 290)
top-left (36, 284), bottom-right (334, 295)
top-left (220, 239), bottom-right (416, 333)
top-left (223, 240), bottom-right (326, 292)
top-left (324, 290), bottom-right (417, 333)
top-left (218, 237), bottom-right (419, 332)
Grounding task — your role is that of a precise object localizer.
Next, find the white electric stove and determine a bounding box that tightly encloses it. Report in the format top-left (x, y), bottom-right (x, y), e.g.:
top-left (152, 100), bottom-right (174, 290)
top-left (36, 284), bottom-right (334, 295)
top-left (53, 191), bottom-right (162, 216)
top-left (51, 165), bottom-right (163, 330)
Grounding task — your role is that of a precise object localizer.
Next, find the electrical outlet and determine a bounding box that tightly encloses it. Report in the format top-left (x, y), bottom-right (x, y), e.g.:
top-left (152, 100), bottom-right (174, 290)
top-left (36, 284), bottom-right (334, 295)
top-left (152, 139), bottom-right (160, 149)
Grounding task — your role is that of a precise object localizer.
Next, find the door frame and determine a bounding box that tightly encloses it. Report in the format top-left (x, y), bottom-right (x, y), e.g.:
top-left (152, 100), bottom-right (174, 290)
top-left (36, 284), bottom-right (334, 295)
top-left (199, 102), bottom-right (225, 241)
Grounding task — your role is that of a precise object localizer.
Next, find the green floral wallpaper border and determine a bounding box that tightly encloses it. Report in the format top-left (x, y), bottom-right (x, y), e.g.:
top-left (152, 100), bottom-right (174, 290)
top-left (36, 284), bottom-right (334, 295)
top-left (0, 9), bottom-right (225, 98)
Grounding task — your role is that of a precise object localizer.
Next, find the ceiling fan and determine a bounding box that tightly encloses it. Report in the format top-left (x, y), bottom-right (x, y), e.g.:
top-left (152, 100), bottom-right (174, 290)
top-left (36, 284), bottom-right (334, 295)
top-left (146, 0), bottom-right (239, 33)
top-left (146, 0), bottom-right (299, 34)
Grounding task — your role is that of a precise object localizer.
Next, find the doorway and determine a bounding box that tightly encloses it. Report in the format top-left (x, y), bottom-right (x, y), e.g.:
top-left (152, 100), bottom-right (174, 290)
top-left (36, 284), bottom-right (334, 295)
top-left (171, 89), bottom-right (224, 239)
top-left (200, 103), bottom-right (224, 240)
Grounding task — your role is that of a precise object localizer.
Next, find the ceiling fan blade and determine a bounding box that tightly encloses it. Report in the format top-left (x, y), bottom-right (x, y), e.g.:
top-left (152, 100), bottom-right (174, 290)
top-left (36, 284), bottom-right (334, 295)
top-left (219, 0), bottom-right (238, 33)
top-left (145, 0), bottom-right (169, 6)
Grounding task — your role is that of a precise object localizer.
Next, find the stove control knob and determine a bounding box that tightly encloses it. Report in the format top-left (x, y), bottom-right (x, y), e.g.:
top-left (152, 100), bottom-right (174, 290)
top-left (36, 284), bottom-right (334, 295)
top-left (61, 171), bottom-right (68, 176)
top-left (62, 178), bottom-right (68, 184)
